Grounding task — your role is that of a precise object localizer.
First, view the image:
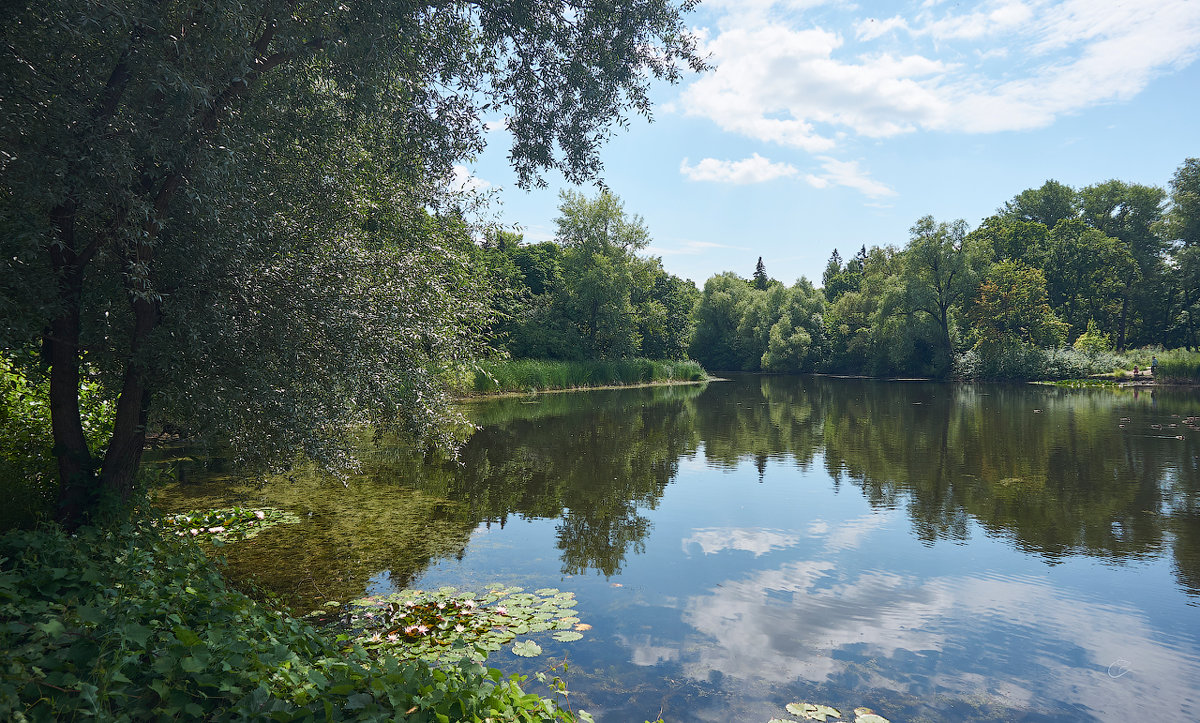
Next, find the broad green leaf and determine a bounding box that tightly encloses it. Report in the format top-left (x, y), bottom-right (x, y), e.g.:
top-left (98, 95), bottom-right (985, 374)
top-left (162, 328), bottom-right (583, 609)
top-left (511, 640), bottom-right (542, 657)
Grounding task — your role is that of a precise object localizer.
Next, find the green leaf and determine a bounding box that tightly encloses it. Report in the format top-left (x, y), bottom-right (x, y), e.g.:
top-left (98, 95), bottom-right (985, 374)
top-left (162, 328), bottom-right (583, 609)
top-left (511, 640), bottom-right (542, 657)
top-left (123, 624), bottom-right (152, 646)
top-left (551, 631), bottom-right (583, 642)
top-left (787, 702), bottom-right (841, 721)
top-left (35, 619), bottom-right (66, 638)
top-left (173, 626), bottom-right (202, 647)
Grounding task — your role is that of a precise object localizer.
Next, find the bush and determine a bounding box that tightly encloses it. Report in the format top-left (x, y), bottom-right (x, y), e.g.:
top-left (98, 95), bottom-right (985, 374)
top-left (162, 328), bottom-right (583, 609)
top-left (0, 356), bottom-right (114, 529)
top-left (0, 521), bottom-right (578, 722)
top-left (1072, 320), bottom-right (1113, 354)
top-left (955, 344), bottom-right (1119, 381)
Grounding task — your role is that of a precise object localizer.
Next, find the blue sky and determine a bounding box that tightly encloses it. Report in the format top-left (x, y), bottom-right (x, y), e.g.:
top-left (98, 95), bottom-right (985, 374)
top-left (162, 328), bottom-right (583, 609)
top-left (459, 0), bottom-right (1200, 287)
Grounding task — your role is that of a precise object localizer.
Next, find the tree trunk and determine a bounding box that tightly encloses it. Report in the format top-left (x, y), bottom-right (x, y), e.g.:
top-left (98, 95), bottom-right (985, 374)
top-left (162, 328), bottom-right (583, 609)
top-left (48, 273), bottom-right (96, 529)
top-left (1116, 287), bottom-right (1130, 351)
top-left (99, 295), bottom-right (158, 505)
top-left (47, 212), bottom-right (97, 530)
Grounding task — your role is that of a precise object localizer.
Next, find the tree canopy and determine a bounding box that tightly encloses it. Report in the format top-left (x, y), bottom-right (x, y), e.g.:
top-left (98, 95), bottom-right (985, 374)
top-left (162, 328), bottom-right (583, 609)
top-left (0, 0), bottom-right (704, 527)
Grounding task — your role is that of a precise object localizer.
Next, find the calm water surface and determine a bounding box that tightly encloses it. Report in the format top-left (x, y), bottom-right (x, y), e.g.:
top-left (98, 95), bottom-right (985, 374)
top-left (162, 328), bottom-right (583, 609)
top-left (158, 376), bottom-right (1200, 722)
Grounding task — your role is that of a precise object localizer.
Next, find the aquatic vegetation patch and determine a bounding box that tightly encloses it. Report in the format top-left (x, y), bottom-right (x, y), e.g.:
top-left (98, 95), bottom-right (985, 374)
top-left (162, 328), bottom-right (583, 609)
top-left (767, 702), bottom-right (890, 723)
top-left (331, 585), bottom-right (585, 664)
top-left (1042, 378), bottom-right (1120, 388)
top-left (161, 506), bottom-right (299, 542)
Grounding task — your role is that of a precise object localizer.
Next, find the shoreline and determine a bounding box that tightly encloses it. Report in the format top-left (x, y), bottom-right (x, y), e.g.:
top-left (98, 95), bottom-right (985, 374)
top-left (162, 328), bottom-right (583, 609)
top-left (455, 376), bottom-right (722, 401)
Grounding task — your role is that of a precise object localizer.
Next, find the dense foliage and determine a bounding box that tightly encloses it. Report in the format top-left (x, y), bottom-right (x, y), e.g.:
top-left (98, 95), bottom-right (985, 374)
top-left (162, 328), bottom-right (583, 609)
top-left (0, 521), bottom-right (579, 722)
top-left (690, 157), bottom-right (1200, 379)
top-left (0, 357), bottom-right (114, 527)
top-left (480, 191), bottom-right (699, 362)
top-left (0, 0), bottom-right (704, 526)
top-left (689, 272), bottom-right (826, 373)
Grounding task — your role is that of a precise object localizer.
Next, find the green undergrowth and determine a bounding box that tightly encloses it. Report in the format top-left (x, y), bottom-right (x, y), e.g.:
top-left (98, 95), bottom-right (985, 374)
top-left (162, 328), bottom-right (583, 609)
top-left (0, 520), bottom-right (580, 722)
top-left (469, 358), bottom-right (706, 394)
top-left (0, 355), bottom-right (114, 529)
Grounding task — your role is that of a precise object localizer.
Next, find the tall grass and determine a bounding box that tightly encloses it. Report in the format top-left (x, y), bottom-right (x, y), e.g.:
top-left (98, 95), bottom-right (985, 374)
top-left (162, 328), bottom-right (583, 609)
top-left (470, 358), bottom-right (707, 394)
top-left (1155, 349), bottom-right (1200, 382)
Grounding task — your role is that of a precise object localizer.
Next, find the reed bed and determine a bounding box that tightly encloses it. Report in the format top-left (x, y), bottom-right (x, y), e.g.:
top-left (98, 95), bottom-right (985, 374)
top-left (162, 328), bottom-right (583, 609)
top-left (471, 358), bottom-right (706, 394)
top-left (1154, 349), bottom-right (1200, 382)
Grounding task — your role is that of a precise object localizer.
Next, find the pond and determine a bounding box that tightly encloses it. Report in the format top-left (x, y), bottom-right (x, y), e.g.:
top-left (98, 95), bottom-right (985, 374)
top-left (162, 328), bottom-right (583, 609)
top-left (156, 375), bottom-right (1200, 722)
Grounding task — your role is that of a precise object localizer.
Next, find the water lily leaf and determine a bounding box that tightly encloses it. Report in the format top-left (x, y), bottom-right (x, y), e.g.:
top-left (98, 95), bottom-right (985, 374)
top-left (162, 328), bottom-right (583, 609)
top-left (512, 640), bottom-right (542, 657)
top-left (854, 715), bottom-right (889, 723)
top-left (535, 588), bottom-right (560, 596)
top-left (786, 702), bottom-right (841, 721)
top-left (552, 631), bottom-right (583, 642)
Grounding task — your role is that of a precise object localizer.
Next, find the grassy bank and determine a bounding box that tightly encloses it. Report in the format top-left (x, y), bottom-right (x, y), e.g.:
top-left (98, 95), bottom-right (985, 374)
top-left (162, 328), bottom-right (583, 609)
top-left (1154, 349), bottom-right (1200, 383)
top-left (0, 520), bottom-right (577, 722)
top-left (469, 358), bottom-right (706, 394)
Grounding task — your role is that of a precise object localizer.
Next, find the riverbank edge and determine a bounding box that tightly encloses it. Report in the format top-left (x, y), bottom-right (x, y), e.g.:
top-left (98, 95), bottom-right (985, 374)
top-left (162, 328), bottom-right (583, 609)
top-left (0, 519), bottom-right (578, 721)
top-left (457, 375), bottom-right (724, 401)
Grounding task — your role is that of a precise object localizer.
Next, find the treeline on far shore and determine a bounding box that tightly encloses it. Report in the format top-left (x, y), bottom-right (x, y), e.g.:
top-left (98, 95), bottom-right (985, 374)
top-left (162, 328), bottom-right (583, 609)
top-left (475, 158), bottom-right (1200, 382)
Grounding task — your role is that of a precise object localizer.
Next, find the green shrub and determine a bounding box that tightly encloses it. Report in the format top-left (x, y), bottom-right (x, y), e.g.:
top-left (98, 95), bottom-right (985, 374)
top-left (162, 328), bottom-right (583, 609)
top-left (0, 357), bottom-right (114, 529)
top-left (955, 344), bottom-right (1119, 381)
top-left (1072, 320), bottom-right (1113, 354)
top-left (0, 521), bottom-right (578, 722)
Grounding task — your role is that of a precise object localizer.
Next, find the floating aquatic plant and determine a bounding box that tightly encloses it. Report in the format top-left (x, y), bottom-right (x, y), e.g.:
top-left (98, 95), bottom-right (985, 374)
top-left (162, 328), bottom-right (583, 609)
top-left (787, 702), bottom-right (841, 721)
top-left (161, 506), bottom-right (300, 542)
top-left (769, 702), bottom-right (890, 723)
top-left (329, 585), bottom-right (585, 664)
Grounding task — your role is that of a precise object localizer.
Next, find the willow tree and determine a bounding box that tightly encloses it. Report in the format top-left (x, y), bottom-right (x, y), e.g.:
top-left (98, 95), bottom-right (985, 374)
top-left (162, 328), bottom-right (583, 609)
top-left (0, 0), bottom-right (704, 528)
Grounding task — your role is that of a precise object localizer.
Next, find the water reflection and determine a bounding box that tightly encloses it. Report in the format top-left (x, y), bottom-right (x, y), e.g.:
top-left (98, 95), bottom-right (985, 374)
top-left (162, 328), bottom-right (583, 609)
top-left (156, 376), bottom-right (1200, 721)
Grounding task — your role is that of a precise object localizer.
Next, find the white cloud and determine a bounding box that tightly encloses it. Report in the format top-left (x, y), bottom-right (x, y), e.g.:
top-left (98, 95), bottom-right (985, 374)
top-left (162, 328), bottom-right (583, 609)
top-left (679, 153), bottom-right (799, 184)
top-left (680, 23), bottom-right (951, 147)
top-left (855, 16), bottom-right (910, 41)
top-left (806, 156), bottom-right (897, 198)
top-left (650, 562), bottom-right (1200, 718)
top-left (682, 527), bottom-right (804, 556)
top-left (682, 0), bottom-right (1200, 145)
top-left (451, 165), bottom-right (491, 194)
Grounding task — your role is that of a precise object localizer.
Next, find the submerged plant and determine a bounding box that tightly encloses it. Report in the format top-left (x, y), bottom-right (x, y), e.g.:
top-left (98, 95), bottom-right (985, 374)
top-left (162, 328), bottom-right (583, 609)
top-left (330, 586), bottom-right (585, 664)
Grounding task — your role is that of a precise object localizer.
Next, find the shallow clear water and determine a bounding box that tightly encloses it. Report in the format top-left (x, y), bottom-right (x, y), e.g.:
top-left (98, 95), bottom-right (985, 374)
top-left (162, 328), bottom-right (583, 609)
top-left (158, 375), bottom-right (1200, 722)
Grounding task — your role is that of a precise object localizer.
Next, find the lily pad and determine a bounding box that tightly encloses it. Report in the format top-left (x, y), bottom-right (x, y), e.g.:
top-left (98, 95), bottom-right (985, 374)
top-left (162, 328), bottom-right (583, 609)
top-left (333, 585), bottom-right (586, 665)
top-left (855, 715), bottom-right (889, 723)
top-left (552, 630), bottom-right (583, 642)
top-left (787, 702), bottom-right (841, 721)
top-left (161, 507), bottom-right (300, 542)
top-left (512, 640), bottom-right (542, 657)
